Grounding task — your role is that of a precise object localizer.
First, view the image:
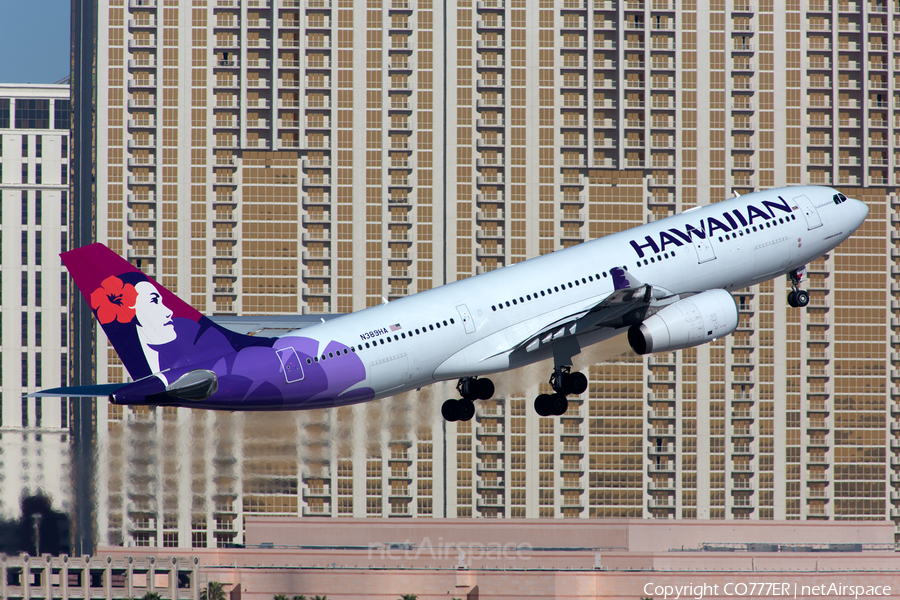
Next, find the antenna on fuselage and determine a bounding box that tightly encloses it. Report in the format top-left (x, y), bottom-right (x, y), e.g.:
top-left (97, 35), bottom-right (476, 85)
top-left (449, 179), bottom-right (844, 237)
top-left (733, 190), bottom-right (740, 198)
top-left (382, 296), bottom-right (389, 305)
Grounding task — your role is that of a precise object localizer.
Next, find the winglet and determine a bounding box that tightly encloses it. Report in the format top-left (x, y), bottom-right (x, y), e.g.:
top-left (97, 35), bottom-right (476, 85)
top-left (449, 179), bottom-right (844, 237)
top-left (609, 266), bottom-right (643, 291)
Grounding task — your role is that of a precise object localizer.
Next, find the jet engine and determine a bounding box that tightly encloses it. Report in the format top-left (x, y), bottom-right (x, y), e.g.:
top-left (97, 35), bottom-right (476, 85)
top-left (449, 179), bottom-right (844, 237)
top-left (627, 289), bottom-right (738, 355)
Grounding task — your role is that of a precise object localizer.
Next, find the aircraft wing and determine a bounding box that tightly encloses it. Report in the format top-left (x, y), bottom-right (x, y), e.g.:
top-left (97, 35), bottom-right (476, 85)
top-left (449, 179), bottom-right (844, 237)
top-left (506, 267), bottom-right (659, 356)
top-left (209, 314), bottom-right (344, 337)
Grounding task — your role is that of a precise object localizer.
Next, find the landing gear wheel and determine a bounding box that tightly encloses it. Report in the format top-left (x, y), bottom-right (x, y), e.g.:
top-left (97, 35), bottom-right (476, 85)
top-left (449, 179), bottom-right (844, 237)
top-left (551, 393), bottom-right (569, 416)
top-left (566, 372), bottom-right (588, 395)
top-left (787, 291), bottom-right (798, 308)
top-left (475, 378), bottom-right (495, 401)
top-left (456, 398), bottom-right (476, 421)
top-left (534, 394), bottom-right (554, 417)
top-left (787, 267), bottom-right (808, 308)
top-left (442, 399), bottom-right (459, 422)
top-left (457, 377), bottom-right (494, 401)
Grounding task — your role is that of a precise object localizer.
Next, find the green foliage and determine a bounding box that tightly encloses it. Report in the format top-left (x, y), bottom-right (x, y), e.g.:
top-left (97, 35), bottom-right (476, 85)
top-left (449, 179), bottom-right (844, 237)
top-left (200, 582), bottom-right (227, 600)
top-left (140, 594), bottom-right (163, 600)
top-left (273, 595), bottom-right (290, 600)
top-left (292, 596), bottom-right (308, 600)
top-left (400, 595), bottom-right (418, 600)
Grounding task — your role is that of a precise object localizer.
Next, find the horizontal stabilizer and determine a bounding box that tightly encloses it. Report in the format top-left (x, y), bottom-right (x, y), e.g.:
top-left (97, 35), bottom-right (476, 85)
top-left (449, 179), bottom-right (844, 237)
top-left (27, 383), bottom-right (126, 398)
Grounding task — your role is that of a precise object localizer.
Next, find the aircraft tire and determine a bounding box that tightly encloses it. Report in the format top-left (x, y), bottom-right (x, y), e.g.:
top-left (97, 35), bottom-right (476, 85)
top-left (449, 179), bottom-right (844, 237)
top-left (795, 290), bottom-right (810, 307)
top-left (534, 394), bottom-right (554, 417)
top-left (457, 398), bottom-right (476, 421)
top-left (476, 378), bottom-right (495, 400)
top-left (567, 372), bottom-right (588, 395)
top-left (442, 399), bottom-right (459, 422)
top-left (551, 393), bottom-right (569, 416)
top-left (787, 291), bottom-right (798, 308)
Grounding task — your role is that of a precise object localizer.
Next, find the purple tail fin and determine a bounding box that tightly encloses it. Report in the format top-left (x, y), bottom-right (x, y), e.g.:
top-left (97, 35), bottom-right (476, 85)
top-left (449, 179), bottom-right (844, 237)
top-left (62, 243), bottom-right (271, 380)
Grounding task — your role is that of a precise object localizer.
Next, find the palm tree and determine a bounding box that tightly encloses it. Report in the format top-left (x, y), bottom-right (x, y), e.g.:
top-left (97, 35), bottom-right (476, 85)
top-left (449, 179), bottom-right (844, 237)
top-left (200, 582), bottom-right (227, 600)
top-left (273, 595), bottom-right (290, 600)
top-left (311, 596), bottom-right (330, 600)
top-left (292, 596), bottom-right (308, 600)
top-left (141, 594), bottom-right (162, 600)
top-left (400, 595), bottom-right (418, 600)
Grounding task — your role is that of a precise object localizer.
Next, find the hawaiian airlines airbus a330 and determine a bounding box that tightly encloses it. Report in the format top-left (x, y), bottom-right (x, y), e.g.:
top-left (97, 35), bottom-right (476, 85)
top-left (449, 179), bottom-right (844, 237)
top-left (34, 186), bottom-right (867, 420)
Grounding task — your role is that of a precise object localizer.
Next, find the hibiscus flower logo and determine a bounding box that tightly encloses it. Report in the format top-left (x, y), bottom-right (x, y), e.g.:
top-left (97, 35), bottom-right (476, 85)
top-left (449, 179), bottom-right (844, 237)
top-left (90, 276), bottom-right (138, 325)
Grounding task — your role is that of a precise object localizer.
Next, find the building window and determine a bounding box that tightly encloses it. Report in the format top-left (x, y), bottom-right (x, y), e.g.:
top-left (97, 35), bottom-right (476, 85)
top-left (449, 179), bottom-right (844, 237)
top-left (54, 99), bottom-right (70, 130)
top-left (35, 191), bottom-right (41, 225)
top-left (60, 135), bottom-right (67, 158)
top-left (35, 135), bottom-right (42, 158)
top-left (35, 164), bottom-right (41, 184)
top-left (22, 136), bottom-right (28, 157)
top-left (21, 191), bottom-right (27, 224)
top-left (21, 396), bottom-right (28, 426)
top-left (15, 99), bottom-right (50, 129)
top-left (35, 313), bottom-right (41, 346)
top-left (0, 99), bottom-right (9, 128)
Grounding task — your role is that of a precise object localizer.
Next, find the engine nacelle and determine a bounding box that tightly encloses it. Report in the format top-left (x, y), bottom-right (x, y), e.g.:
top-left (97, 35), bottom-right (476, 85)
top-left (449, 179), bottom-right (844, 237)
top-left (627, 289), bottom-right (739, 355)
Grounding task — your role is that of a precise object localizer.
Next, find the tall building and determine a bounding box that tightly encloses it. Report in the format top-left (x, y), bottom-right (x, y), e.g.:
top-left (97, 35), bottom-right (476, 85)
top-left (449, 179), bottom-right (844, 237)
top-left (81, 0), bottom-right (896, 548)
top-left (0, 83), bottom-right (73, 520)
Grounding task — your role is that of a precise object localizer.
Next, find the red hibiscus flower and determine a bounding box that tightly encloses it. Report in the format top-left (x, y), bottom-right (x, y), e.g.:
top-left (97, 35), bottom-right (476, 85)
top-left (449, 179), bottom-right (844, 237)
top-left (90, 276), bottom-right (138, 325)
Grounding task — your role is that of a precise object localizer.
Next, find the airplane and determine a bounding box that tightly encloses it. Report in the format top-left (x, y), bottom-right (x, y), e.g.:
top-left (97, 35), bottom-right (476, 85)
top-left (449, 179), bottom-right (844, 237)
top-left (33, 185), bottom-right (868, 421)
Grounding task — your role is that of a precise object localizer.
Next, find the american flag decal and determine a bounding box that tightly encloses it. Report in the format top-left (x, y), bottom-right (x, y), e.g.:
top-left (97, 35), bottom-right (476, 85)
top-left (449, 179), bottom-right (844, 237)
top-left (390, 323), bottom-right (402, 331)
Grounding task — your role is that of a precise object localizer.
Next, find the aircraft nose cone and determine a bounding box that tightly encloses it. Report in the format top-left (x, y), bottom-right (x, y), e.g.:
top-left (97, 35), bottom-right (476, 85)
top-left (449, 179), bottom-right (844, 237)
top-left (852, 198), bottom-right (869, 230)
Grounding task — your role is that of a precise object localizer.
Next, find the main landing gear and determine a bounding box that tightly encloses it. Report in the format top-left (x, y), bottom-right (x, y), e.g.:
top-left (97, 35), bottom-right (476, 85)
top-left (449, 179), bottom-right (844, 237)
top-left (787, 267), bottom-right (810, 308)
top-left (534, 366), bottom-right (587, 417)
top-left (442, 377), bottom-right (495, 422)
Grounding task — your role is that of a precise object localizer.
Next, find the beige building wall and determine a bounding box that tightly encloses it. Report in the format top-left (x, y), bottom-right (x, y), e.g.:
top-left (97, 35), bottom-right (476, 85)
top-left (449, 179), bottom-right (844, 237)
top-left (0, 83), bottom-right (73, 521)
top-left (89, 0), bottom-right (898, 549)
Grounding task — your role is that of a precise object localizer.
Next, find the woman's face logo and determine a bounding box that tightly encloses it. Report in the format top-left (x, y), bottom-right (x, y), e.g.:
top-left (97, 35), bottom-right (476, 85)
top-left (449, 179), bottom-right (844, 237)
top-left (132, 281), bottom-right (176, 345)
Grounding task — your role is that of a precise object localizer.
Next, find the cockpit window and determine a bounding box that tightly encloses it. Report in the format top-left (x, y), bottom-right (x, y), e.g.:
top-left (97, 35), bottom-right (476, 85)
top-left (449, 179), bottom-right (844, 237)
top-left (833, 193), bottom-right (847, 205)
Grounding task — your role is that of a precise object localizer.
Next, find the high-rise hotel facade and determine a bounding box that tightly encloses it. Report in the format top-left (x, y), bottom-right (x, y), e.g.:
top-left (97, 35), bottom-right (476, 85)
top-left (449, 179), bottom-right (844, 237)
top-left (0, 83), bottom-right (73, 520)
top-left (74, 0), bottom-right (898, 548)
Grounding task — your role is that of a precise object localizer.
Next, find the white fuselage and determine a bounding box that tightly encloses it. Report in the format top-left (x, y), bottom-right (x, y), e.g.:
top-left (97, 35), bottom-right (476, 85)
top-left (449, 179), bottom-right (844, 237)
top-left (282, 186), bottom-right (868, 404)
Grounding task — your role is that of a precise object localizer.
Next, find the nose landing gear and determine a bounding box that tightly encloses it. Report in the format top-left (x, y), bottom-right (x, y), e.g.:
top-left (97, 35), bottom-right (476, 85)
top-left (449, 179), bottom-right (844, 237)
top-left (787, 267), bottom-right (810, 308)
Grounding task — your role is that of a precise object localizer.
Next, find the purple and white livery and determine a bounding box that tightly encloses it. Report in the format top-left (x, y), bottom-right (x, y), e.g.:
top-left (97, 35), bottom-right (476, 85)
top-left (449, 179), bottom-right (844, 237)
top-left (37, 186), bottom-right (867, 420)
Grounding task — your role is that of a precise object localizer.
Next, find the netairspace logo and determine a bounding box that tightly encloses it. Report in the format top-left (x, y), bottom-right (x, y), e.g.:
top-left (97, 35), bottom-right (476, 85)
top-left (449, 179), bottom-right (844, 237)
top-left (367, 537), bottom-right (533, 561)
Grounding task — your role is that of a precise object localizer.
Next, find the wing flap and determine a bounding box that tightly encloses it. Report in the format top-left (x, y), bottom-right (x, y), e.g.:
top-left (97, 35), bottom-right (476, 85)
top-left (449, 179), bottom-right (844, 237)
top-left (499, 267), bottom-right (655, 359)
